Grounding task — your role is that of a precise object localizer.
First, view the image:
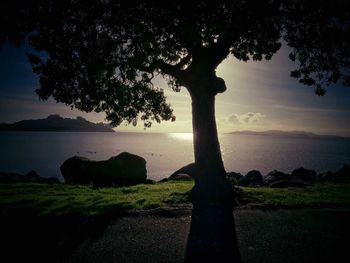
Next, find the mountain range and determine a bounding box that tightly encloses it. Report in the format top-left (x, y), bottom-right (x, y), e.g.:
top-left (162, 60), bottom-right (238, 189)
top-left (228, 130), bottom-right (349, 140)
top-left (0, 115), bottom-right (114, 132)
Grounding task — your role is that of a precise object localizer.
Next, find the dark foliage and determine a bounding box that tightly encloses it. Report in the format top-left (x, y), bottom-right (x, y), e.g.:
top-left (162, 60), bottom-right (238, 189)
top-left (282, 1), bottom-right (350, 95)
top-left (2, 1), bottom-right (348, 127)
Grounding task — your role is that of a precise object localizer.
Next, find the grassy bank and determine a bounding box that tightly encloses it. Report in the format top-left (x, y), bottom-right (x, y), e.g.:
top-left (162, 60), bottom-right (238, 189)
top-left (0, 181), bottom-right (193, 216)
top-left (1, 181), bottom-right (350, 217)
top-left (239, 183), bottom-right (350, 208)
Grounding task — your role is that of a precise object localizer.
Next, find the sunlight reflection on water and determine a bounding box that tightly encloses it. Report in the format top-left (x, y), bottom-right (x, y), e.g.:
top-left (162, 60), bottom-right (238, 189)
top-left (1, 132), bottom-right (350, 182)
top-left (168, 132), bottom-right (193, 141)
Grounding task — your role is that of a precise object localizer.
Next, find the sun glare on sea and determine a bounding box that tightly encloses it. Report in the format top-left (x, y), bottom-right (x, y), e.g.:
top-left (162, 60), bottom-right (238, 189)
top-left (168, 133), bottom-right (193, 141)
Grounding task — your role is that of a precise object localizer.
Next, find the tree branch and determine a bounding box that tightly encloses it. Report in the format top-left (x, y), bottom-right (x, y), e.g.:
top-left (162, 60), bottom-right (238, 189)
top-left (175, 54), bottom-right (192, 69)
top-left (155, 59), bottom-right (183, 78)
top-left (208, 39), bottom-right (231, 68)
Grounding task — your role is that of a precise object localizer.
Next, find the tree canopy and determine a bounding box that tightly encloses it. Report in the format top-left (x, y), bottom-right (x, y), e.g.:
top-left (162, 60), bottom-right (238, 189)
top-left (1, 0), bottom-right (349, 126)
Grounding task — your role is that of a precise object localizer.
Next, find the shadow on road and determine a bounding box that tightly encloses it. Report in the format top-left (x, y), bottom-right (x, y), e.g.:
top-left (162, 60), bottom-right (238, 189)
top-left (185, 206), bottom-right (242, 262)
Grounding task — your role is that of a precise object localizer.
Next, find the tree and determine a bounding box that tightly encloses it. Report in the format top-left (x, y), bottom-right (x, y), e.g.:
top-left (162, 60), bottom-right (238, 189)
top-left (1, 0), bottom-right (349, 261)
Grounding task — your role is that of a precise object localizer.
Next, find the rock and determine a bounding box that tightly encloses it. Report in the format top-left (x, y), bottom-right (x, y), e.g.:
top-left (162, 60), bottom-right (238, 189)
top-left (0, 170), bottom-right (59, 184)
top-left (316, 165), bottom-right (350, 182)
top-left (333, 164), bottom-right (350, 181)
top-left (264, 170), bottom-right (292, 184)
top-left (41, 177), bottom-right (61, 184)
top-left (0, 172), bottom-right (23, 183)
top-left (227, 172), bottom-right (243, 185)
top-left (169, 163), bottom-right (196, 179)
top-left (25, 170), bottom-right (60, 184)
top-left (60, 152), bottom-right (147, 186)
top-left (317, 171), bottom-right (333, 181)
top-left (25, 170), bottom-right (40, 179)
top-left (158, 178), bottom-right (169, 183)
top-left (107, 152), bottom-right (147, 182)
top-left (270, 180), bottom-right (307, 188)
top-left (143, 179), bottom-right (155, 184)
top-left (239, 170), bottom-right (263, 186)
top-left (60, 156), bottom-right (92, 184)
top-left (292, 167), bottom-right (316, 182)
top-left (169, 173), bottom-right (193, 181)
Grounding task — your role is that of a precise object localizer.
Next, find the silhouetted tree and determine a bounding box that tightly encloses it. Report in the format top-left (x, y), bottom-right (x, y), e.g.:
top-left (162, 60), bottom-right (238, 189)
top-left (1, 1), bottom-right (349, 261)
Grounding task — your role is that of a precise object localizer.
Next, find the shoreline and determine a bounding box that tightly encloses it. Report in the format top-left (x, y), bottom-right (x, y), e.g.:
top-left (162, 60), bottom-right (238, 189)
top-left (1, 181), bottom-right (350, 218)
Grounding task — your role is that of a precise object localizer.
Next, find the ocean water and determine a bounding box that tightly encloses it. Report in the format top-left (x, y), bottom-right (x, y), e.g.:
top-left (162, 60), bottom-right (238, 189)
top-left (0, 131), bottom-right (350, 182)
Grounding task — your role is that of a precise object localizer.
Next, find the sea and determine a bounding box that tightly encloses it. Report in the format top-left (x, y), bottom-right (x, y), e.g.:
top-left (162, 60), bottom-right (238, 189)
top-left (1, 131), bottom-right (350, 182)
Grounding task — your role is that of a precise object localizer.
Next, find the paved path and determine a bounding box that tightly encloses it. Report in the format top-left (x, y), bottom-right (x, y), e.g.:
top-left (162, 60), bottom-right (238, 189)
top-left (67, 208), bottom-right (350, 263)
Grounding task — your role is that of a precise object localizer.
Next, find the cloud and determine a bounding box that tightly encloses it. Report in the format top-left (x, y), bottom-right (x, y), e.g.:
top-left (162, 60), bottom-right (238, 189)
top-left (228, 114), bottom-right (240, 124)
top-left (227, 112), bottom-right (265, 124)
top-left (272, 104), bottom-right (344, 113)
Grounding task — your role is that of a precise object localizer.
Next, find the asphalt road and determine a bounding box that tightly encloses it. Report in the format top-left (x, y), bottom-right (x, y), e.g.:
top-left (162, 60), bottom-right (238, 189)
top-left (66, 208), bottom-right (350, 263)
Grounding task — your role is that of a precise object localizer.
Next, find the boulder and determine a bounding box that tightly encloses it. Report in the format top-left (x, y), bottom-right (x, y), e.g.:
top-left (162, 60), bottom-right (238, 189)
top-left (292, 167), bottom-right (316, 182)
top-left (227, 172), bottom-right (243, 185)
top-left (239, 170), bottom-right (263, 186)
top-left (264, 170), bottom-right (292, 184)
top-left (317, 171), bottom-right (334, 181)
top-left (158, 178), bottom-right (169, 183)
top-left (143, 179), bottom-right (155, 184)
top-left (169, 163), bottom-right (196, 179)
top-left (270, 180), bottom-right (307, 188)
top-left (25, 170), bottom-right (60, 184)
top-left (169, 173), bottom-right (193, 181)
top-left (60, 156), bottom-right (92, 184)
top-left (0, 170), bottom-right (59, 184)
top-left (0, 172), bottom-right (24, 183)
top-left (107, 152), bottom-right (147, 182)
top-left (61, 152), bottom-right (147, 186)
top-left (333, 164), bottom-right (350, 181)
top-left (26, 170), bottom-right (40, 179)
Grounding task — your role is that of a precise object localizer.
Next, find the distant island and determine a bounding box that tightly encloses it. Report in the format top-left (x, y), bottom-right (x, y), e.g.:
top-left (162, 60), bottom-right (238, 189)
top-left (228, 130), bottom-right (349, 140)
top-left (0, 114), bottom-right (115, 132)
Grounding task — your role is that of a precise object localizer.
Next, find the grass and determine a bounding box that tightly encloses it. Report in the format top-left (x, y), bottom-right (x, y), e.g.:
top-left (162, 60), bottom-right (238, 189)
top-left (239, 183), bottom-right (350, 208)
top-left (0, 181), bottom-right (194, 216)
top-left (1, 181), bottom-right (350, 217)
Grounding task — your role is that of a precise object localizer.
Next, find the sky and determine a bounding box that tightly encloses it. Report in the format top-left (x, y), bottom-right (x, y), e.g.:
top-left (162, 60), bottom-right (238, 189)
top-left (1, 43), bottom-right (350, 136)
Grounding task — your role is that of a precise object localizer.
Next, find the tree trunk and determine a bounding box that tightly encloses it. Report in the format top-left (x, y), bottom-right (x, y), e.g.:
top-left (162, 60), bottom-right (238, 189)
top-left (189, 90), bottom-right (233, 207)
top-left (185, 88), bottom-right (242, 262)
